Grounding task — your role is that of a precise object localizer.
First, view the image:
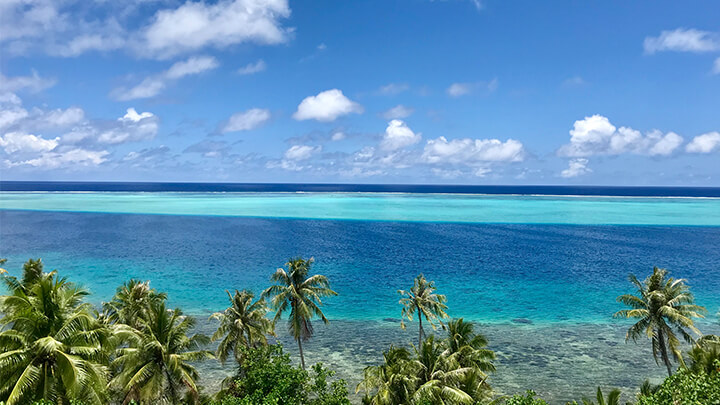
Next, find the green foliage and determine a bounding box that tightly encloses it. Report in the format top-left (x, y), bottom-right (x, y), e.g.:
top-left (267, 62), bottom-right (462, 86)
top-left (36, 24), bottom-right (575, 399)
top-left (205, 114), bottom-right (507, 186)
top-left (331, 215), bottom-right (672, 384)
top-left (0, 260), bottom-right (111, 405)
top-left (566, 387), bottom-right (622, 405)
top-left (398, 274), bottom-right (449, 347)
top-left (210, 289), bottom-right (275, 365)
top-left (614, 267), bottom-right (706, 376)
top-left (262, 257), bottom-right (338, 369)
top-left (635, 364), bottom-right (720, 405)
top-left (504, 391), bottom-right (549, 405)
top-left (109, 301), bottom-right (214, 404)
top-left (358, 318), bottom-right (494, 405)
top-left (215, 345), bottom-right (350, 405)
top-left (101, 279), bottom-right (167, 329)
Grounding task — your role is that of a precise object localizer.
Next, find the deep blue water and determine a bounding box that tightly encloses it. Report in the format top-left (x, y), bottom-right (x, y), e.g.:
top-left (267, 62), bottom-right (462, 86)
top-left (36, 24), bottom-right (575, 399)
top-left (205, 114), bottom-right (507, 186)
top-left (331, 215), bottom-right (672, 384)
top-left (2, 181), bottom-right (720, 197)
top-left (1, 210), bottom-right (718, 322)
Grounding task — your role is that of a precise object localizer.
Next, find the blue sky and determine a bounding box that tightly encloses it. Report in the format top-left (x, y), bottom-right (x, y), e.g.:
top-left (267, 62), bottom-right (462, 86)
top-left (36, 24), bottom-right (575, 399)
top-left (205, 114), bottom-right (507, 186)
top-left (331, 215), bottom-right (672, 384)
top-left (1, 0), bottom-right (719, 185)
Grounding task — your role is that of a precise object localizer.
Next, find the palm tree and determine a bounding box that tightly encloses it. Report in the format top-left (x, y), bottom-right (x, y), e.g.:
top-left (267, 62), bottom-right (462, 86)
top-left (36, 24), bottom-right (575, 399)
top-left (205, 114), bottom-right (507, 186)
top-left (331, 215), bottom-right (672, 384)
top-left (102, 279), bottom-right (167, 329)
top-left (262, 257), bottom-right (337, 370)
top-left (110, 302), bottom-right (213, 404)
top-left (413, 336), bottom-right (476, 404)
top-left (443, 318), bottom-right (496, 374)
top-left (614, 267), bottom-right (706, 376)
top-left (0, 265), bottom-right (110, 405)
top-left (578, 387), bottom-right (622, 405)
top-left (210, 289), bottom-right (275, 365)
top-left (357, 346), bottom-right (419, 405)
top-left (398, 274), bottom-right (448, 347)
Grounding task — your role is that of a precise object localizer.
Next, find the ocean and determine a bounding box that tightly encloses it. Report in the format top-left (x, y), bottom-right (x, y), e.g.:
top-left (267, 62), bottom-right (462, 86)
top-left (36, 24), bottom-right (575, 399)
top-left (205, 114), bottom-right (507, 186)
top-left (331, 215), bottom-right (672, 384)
top-left (1, 182), bottom-right (719, 403)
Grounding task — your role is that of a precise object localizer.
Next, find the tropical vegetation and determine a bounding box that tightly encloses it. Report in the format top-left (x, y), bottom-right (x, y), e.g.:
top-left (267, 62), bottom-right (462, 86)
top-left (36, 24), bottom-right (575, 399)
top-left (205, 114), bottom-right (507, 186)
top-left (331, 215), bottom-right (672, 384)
top-left (1, 258), bottom-right (719, 405)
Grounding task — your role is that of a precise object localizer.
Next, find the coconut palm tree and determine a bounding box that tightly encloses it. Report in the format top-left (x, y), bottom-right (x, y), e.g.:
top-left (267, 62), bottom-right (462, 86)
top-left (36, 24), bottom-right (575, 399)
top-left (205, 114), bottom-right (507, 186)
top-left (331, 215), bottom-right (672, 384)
top-left (110, 302), bottom-right (213, 404)
top-left (398, 274), bottom-right (448, 347)
top-left (443, 318), bottom-right (496, 374)
top-left (0, 265), bottom-right (110, 405)
top-left (102, 279), bottom-right (167, 329)
top-left (210, 289), bottom-right (275, 365)
top-left (614, 267), bottom-right (706, 376)
top-left (357, 346), bottom-right (419, 405)
top-left (413, 336), bottom-right (476, 404)
top-left (262, 257), bottom-right (337, 370)
top-left (578, 387), bottom-right (622, 405)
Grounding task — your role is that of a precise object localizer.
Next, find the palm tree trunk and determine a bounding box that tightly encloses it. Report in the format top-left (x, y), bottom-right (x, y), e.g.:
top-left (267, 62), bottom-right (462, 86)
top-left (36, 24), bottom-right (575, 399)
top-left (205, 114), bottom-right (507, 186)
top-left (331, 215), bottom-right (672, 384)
top-left (418, 312), bottom-right (423, 347)
top-left (297, 337), bottom-right (306, 370)
top-left (657, 328), bottom-right (673, 376)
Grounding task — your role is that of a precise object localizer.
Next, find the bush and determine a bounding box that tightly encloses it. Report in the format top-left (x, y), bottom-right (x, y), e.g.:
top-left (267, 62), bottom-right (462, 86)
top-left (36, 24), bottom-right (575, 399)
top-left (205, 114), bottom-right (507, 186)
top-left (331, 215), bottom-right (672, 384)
top-left (635, 363), bottom-right (720, 405)
top-left (504, 390), bottom-right (549, 405)
top-left (214, 345), bottom-right (350, 405)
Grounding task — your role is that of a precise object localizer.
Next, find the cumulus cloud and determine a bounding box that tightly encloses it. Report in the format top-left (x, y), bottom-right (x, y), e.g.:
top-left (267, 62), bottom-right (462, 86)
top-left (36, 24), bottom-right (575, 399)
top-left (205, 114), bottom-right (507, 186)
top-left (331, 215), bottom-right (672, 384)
top-left (382, 105), bottom-right (414, 120)
top-left (284, 145), bottom-right (321, 160)
top-left (140, 0), bottom-right (291, 59)
top-left (112, 56), bottom-right (219, 100)
top-left (644, 28), bottom-right (720, 54)
top-left (96, 108), bottom-right (159, 144)
top-left (331, 131), bottom-right (346, 141)
top-left (0, 71), bottom-right (56, 93)
top-left (222, 108), bottom-right (271, 132)
top-left (5, 148), bottom-right (108, 169)
top-left (237, 60), bottom-right (267, 75)
top-left (380, 120), bottom-right (421, 151)
top-left (0, 132), bottom-right (59, 153)
top-left (293, 89), bottom-right (363, 122)
top-left (561, 158), bottom-right (592, 178)
top-left (422, 137), bottom-right (525, 164)
top-left (447, 78), bottom-right (498, 97)
top-left (558, 115), bottom-right (684, 157)
top-left (686, 132), bottom-right (720, 154)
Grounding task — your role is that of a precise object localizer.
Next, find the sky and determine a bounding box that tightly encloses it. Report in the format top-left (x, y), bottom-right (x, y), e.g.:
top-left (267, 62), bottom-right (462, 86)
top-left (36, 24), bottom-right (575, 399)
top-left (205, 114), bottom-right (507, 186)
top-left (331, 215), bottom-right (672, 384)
top-left (0, 0), bottom-right (719, 185)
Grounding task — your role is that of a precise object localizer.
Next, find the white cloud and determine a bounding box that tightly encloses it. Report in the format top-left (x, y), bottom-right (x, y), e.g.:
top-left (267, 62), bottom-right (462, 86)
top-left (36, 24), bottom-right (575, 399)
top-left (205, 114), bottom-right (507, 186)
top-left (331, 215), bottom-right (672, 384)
top-left (165, 56), bottom-right (220, 79)
top-left (686, 132), bottom-right (720, 154)
top-left (382, 104), bottom-right (414, 120)
top-left (561, 158), bottom-right (592, 178)
top-left (112, 56), bottom-right (219, 100)
top-left (446, 78), bottom-right (498, 97)
top-left (96, 108), bottom-right (159, 144)
top-left (0, 132), bottom-right (59, 153)
top-left (0, 100), bottom-right (29, 129)
top-left (331, 131), bottom-right (346, 141)
top-left (422, 136), bottom-right (525, 164)
top-left (380, 120), bottom-right (421, 151)
top-left (140, 0), bottom-right (291, 59)
top-left (222, 108), bottom-right (271, 132)
top-left (293, 89), bottom-right (363, 122)
top-left (714, 57), bottom-right (720, 74)
top-left (237, 59), bottom-right (267, 75)
top-left (644, 28), bottom-right (720, 54)
top-left (0, 71), bottom-right (56, 93)
top-left (43, 107), bottom-right (85, 127)
top-left (447, 83), bottom-right (472, 97)
top-left (284, 145), bottom-right (321, 160)
top-left (5, 148), bottom-right (108, 169)
top-left (53, 21), bottom-right (126, 57)
top-left (379, 83), bottom-right (410, 95)
top-left (558, 115), bottom-right (684, 157)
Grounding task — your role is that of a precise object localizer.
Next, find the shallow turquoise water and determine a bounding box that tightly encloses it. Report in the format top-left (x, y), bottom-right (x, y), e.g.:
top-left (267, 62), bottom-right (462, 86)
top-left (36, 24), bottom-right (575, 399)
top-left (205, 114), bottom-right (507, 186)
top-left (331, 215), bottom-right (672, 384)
top-left (2, 192), bottom-right (720, 225)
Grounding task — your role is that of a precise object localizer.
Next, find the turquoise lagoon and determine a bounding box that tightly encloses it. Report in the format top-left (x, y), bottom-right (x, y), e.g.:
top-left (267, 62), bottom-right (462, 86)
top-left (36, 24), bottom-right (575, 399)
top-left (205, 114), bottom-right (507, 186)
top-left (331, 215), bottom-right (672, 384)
top-left (1, 191), bottom-right (720, 403)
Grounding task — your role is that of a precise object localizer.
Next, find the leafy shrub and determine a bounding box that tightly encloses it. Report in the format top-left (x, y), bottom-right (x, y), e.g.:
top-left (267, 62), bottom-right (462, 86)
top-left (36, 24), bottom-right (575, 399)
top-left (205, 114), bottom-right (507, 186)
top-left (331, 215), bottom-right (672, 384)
top-left (214, 345), bottom-right (350, 405)
top-left (635, 363), bottom-right (720, 405)
top-left (504, 390), bottom-right (549, 405)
